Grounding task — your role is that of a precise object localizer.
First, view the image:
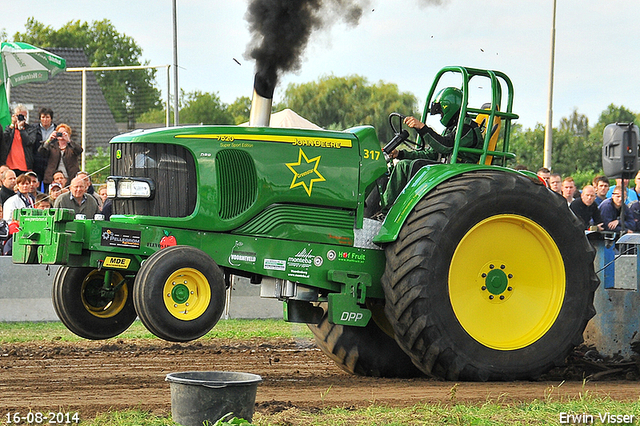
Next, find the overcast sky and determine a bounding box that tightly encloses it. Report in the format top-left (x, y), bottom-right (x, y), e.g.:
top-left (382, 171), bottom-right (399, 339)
top-left (3, 0), bottom-right (640, 130)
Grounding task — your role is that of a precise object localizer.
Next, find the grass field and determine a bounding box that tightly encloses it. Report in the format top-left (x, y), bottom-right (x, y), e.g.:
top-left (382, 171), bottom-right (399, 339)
top-left (78, 391), bottom-right (640, 426)
top-left (2, 320), bottom-right (640, 426)
top-left (0, 319), bottom-right (313, 343)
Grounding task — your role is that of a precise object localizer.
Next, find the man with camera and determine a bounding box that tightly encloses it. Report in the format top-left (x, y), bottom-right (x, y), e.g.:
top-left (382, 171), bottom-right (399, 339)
top-left (1, 104), bottom-right (36, 176)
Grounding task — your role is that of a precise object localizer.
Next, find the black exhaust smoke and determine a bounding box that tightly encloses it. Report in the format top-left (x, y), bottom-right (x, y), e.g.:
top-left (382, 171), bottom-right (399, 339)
top-left (246, 0), bottom-right (369, 126)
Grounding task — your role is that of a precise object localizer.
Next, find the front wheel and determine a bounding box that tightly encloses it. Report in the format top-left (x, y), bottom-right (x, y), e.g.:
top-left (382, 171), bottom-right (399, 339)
top-left (382, 171), bottom-right (599, 381)
top-left (133, 245), bottom-right (226, 342)
top-left (52, 267), bottom-right (137, 340)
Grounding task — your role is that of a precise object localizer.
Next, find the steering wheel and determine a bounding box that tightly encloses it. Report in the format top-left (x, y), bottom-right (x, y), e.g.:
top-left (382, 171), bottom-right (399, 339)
top-left (382, 112), bottom-right (421, 155)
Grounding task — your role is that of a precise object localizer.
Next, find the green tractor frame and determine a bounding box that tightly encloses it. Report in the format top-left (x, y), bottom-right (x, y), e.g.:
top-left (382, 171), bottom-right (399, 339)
top-left (12, 66), bottom-right (598, 381)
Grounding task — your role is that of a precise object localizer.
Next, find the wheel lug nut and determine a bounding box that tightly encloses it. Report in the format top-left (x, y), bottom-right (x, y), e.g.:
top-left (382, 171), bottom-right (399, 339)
top-left (489, 264), bottom-right (494, 269)
top-left (489, 295), bottom-right (494, 300)
top-left (508, 274), bottom-right (513, 279)
top-left (500, 295), bottom-right (505, 300)
top-left (507, 287), bottom-right (512, 291)
top-left (481, 273), bottom-right (487, 278)
top-left (481, 286), bottom-right (487, 291)
top-left (500, 265), bottom-right (506, 269)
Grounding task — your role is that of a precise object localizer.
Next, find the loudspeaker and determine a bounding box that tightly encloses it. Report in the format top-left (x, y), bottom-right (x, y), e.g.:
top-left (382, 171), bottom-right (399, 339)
top-left (602, 123), bottom-right (639, 179)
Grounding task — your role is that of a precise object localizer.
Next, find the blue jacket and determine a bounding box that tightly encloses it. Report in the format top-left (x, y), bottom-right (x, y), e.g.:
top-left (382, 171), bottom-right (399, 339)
top-left (599, 198), bottom-right (635, 232)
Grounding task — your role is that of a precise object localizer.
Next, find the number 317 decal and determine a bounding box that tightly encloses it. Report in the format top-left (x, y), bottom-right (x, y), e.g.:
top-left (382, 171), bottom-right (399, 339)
top-left (363, 149), bottom-right (381, 161)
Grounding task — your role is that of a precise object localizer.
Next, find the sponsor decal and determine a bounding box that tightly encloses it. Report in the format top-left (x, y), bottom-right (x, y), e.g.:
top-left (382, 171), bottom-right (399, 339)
top-left (264, 258), bottom-right (286, 271)
top-left (328, 234), bottom-right (353, 245)
top-left (101, 228), bottom-right (141, 249)
top-left (230, 251), bottom-right (257, 263)
top-left (103, 256), bottom-right (131, 269)
top-left (160, 230), bottom-right (177, 249)
top-left (286, 148), bottom-right (326, 196)
top-left (287, 248), bottom-right (316, 278)
top-left (337, 250), bottom-right (366, 264)
top-left (229, 241), bottom-right (256, 266)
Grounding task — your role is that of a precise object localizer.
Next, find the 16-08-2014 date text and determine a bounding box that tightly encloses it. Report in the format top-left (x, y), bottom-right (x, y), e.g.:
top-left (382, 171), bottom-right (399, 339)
top-left (5, 412), bottom-right (80, 424)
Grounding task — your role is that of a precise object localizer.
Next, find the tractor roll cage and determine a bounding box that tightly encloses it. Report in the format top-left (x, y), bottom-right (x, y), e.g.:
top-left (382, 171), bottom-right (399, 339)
top-left (420, 66), bottom-right (519, 166)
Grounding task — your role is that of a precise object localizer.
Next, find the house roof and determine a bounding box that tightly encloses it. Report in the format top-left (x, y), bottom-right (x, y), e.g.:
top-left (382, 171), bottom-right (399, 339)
top-left (9, 48), bottom-right (118, 155)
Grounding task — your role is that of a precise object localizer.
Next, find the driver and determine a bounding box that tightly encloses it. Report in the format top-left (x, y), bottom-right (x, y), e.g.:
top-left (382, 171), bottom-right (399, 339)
top-left (380, 87), bottom-right (483, 213)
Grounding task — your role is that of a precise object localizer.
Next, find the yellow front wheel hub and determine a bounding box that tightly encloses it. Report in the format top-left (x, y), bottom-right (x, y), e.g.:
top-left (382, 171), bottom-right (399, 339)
top-left (163, 268), bottom-right (211, 321)
top-left (81, 270), bottom-right (128, 319)
top-left (449, 214), bottom-right (565, 350)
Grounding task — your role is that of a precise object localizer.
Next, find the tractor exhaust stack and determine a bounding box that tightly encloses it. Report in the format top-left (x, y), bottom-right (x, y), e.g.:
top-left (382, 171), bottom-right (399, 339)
top-left (249, 74), bottom-right (273, 127)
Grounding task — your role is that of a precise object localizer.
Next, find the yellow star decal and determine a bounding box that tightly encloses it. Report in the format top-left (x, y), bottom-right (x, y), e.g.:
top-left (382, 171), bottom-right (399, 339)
top-left (286, 148), bottom-right (326, 196)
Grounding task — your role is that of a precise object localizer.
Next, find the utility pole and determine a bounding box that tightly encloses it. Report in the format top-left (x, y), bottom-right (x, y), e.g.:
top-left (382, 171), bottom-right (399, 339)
top-left (543, 0), bottom-right (557, 169)
top-left (172, 0), bottom-right (180, 126)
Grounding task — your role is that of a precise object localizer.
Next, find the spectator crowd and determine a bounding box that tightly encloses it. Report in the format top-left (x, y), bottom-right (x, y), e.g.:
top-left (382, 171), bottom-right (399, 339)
top-left (0, 105), bottom-right (111, 255)
top-left (537, 167), bottom-right (640, 235)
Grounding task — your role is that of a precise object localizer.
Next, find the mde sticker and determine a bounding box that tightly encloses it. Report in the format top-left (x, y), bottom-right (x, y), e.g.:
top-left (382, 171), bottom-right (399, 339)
top-left (103, 256), bottom-right (131, 269)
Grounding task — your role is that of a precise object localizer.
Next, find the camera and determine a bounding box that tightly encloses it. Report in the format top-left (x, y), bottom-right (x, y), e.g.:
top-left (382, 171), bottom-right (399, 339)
top-left (56, 132), bottom-right (63, 137)
top-left (17, 114), bottom-right (25, 122)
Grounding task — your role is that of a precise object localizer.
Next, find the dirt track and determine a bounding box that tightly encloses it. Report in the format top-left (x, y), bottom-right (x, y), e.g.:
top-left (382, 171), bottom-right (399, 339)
top-left (1, 337), bottom-right (639, 423)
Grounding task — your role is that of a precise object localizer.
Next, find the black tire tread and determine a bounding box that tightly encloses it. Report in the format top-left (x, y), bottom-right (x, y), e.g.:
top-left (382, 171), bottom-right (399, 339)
top-left (133, 245), bottom-right (226, 342)
top-left (308, 307), bottom-right (424, 378)
top-left (382, 170), bottom-right (599, 381)
top-left (52, 266), bottom-right (136, 340)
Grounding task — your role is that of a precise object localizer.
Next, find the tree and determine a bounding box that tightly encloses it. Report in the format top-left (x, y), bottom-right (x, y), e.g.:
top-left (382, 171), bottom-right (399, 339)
top-left (596, 104), bottom-right (637, 126)
top-left (509, 123), bottom-right (544, 170)
top-left (509, 105), bottom-right (640, 188)
top-left (228, 96), bottom-right (252, 125)
top-left (138, 90), bottom-right (237, 125)
top-left (277, 75), bottom-right (419, 143)
top-left (179, 90), bottom-right (234, 125)
top-left (13, 18), bottom-right (161, 123)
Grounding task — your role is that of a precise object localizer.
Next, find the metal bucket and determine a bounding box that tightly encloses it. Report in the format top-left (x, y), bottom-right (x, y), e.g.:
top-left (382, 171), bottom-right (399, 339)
top-left (166, 371), bottom-right (262, 426)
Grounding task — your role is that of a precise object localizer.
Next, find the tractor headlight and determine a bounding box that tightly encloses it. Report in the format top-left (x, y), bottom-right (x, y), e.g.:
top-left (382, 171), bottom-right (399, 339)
top-left (106, 176), bottom-right (155, 199)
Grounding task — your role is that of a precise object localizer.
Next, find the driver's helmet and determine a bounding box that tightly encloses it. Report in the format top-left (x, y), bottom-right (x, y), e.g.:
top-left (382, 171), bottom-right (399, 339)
top-left (430, 87), bottom-right (463, 127)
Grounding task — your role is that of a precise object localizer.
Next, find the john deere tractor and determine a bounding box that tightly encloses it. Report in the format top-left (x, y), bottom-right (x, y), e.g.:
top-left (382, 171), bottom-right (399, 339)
top-left (12, 66), bottom-right (598, 381)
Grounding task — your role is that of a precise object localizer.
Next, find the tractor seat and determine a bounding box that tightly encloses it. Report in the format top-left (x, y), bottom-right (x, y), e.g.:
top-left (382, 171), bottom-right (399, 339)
top-left (474, 102), bottom-right (502, 165)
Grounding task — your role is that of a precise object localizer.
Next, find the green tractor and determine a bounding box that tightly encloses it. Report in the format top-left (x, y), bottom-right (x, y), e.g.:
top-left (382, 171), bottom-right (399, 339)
top-left (12, 66), bottom-right (598, 381)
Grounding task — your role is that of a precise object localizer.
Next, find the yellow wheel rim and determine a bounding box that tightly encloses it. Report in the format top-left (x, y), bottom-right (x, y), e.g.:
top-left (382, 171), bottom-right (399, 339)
top-left (163, 268), bottom-right (211, 321)
top-left (81, 270), bottom-right (128, 319)
top-left (449, 214), bottom-right (565, 350)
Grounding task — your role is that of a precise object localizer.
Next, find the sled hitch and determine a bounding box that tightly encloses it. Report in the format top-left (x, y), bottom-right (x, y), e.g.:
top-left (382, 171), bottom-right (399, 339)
top-left (327, 270), bottom-right (372, 327)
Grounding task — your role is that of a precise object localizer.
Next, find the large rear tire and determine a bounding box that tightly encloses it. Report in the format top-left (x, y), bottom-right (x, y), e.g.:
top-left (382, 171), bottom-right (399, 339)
top-left (308, 304), bottom-right (423, 378)
top-left (133, 245), bottom-right (226, 342)
top-left (382, 171), bottom-right (599, 381)
top-left (52, 266), bottom-right (137, 340)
